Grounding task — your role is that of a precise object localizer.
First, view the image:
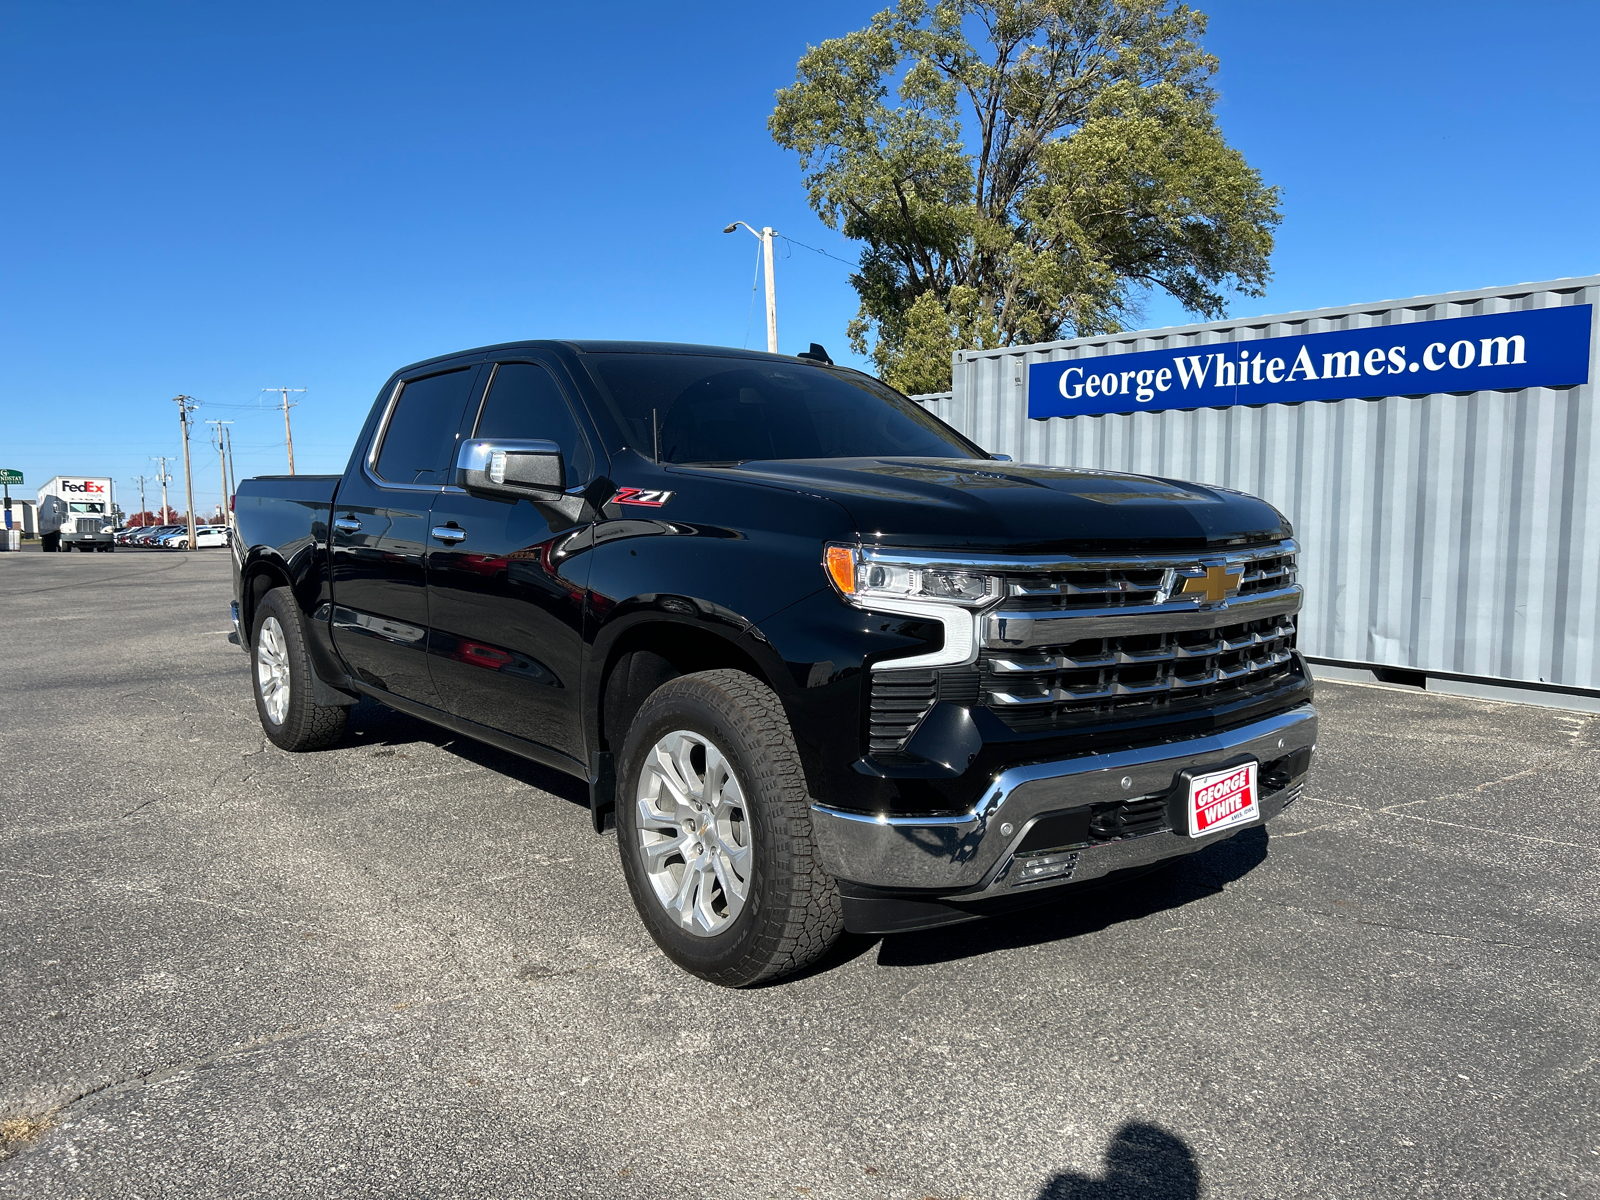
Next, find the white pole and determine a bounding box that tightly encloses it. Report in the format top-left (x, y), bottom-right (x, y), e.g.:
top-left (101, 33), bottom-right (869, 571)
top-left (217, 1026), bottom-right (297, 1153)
top-left (762, 227), bottom-right (778, 354)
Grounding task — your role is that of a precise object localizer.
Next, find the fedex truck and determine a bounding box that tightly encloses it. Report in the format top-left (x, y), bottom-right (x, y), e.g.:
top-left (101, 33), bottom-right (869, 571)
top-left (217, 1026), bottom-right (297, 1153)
top-left (37, 476), bottom-right (115, 551)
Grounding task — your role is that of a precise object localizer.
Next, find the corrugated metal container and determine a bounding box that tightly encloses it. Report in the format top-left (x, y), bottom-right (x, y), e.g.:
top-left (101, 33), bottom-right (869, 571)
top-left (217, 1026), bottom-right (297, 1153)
top-left (918, 276), bottom-right (1600, 697)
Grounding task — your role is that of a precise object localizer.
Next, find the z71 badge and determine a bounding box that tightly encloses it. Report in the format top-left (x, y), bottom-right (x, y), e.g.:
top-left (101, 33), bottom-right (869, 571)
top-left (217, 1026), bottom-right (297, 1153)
top-left (612, 487), bottom-right (673, 507)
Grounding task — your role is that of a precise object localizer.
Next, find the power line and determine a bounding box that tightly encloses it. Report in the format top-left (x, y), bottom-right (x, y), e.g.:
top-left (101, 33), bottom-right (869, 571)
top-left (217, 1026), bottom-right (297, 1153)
top-left (741, 238), bottom-right (762, 349)
top-left (776, 234), bottom-right (857, 269)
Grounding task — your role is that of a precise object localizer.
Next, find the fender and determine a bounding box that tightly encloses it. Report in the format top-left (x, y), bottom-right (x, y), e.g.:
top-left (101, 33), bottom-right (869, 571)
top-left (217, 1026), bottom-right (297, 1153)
top-left (237, 537), bottom-right (355, 702)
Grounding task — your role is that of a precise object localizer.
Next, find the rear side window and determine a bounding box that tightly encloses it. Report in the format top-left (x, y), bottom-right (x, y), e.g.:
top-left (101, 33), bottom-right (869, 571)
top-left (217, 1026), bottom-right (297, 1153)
top-left (473, 362), bottom-right (594, 485)
top-left (373, 368), bottom-right (476, 485)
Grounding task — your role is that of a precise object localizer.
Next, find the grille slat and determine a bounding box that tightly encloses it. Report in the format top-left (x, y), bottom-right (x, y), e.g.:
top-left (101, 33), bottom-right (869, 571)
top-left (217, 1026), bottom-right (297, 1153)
top-left (984, 615), bottom-right (1298, 729)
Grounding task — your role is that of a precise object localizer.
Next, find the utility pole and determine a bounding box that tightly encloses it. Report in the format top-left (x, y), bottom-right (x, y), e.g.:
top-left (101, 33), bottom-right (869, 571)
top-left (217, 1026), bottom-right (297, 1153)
top-left (207, 420), bottom-right (233, 530)
top-left (723, 222), bottom-right (778, 352)
top-left (152, 456), bottom-right (173, 524)
top-left (174, 395), bottom-right (198, 550)
top-left (264, 387), bottom-right (306, 474)
top-left (223, 426), bottom-right (237, 527)
top-left (134, 475), bottom-right (148, 526)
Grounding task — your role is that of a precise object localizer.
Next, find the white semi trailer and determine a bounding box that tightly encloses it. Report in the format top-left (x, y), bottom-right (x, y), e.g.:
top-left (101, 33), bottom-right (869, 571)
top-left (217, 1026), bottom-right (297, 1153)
top-left (37, 476), bottom-right (116, 551)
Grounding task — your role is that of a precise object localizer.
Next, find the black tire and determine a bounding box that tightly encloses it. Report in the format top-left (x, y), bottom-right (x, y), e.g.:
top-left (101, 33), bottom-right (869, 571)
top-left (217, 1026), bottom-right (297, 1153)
top-left (250, 586), bottom-right (348, 752)
top-left (615, 669), bottom-right (843, 987)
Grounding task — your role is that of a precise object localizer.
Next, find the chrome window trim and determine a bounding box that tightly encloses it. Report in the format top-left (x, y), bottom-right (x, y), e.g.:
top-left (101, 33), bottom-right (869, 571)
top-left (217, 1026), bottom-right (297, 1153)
top-left (468, 362), bottom-right (501, 435)
top-left (364, 378), bottom-right (406, 477)
top-left (363, 366), bottom-right (478, 492)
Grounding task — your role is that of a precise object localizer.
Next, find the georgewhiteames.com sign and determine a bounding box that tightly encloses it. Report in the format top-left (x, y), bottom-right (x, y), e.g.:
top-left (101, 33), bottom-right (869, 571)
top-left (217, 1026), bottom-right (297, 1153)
top-left (1027, 304), bottom-right (1593, 419)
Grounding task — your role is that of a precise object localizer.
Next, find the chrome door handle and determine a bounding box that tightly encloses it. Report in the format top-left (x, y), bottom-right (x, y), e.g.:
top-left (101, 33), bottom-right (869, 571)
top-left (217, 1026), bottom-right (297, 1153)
top-left (431, 525), bottom-right (467, 544)
top-left (332, 516), bottom-right (362, 535)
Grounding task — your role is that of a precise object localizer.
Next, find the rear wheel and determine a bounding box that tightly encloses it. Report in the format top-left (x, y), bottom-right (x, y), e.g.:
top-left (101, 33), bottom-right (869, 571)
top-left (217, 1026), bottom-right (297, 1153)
top-left (251, 587), bottom-right (348, 751)
top-left (615, 670), bottom-right (843, 987)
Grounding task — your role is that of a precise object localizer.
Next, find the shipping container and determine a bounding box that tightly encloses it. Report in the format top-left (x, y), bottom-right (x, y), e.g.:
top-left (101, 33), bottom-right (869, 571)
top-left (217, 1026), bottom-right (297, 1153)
top-left (915, 276), bottom-right (1600, 706)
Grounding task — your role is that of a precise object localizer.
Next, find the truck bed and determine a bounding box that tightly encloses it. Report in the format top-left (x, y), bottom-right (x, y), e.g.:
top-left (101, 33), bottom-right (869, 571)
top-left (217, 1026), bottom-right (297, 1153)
top-left (234, 474), bottom-right (341, 562)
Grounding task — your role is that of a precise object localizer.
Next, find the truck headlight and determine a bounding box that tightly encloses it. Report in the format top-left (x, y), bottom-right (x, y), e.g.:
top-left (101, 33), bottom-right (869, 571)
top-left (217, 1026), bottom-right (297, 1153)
top-left (824, 544), bottom-right (997, 608)
top-left (823, 544), bottom-right (997, 672)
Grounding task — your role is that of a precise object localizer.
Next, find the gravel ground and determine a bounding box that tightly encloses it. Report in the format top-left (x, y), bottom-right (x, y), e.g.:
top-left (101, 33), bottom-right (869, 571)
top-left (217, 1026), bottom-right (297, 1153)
top-left (1, 549), bottom-right (1596, 1199)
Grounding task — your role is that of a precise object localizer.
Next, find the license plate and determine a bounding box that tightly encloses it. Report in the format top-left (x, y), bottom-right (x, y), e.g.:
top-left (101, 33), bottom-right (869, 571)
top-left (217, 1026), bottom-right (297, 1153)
top-left (1187, 762), bottom-right (1259, 837)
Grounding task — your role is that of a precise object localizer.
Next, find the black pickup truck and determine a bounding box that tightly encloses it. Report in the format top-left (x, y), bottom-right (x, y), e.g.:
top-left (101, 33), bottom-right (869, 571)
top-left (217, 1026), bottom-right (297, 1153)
top-left (230, 340), bottom-right (1316, 985)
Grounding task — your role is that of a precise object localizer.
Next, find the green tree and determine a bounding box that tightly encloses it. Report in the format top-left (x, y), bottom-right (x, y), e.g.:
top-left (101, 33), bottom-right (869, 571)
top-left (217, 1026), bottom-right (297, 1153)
top-left (769, 0), bottom-right (1281, 395)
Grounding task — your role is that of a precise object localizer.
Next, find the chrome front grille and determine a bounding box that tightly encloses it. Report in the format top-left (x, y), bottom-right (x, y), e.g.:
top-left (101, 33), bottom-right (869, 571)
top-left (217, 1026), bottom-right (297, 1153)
top-left (981, 539), bottom-right (1302, 735)
top-left (863, 539), bottom-right (1304, 752)
top-left (1001, 543), bottom-right (1297, 614)
top-left (984, 616), bottom-right (1298, 732)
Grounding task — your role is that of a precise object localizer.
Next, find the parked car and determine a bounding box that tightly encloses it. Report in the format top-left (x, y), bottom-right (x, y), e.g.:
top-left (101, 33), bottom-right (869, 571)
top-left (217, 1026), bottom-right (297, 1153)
top-left (134, 525), bottom-right (181, 546)
top-left (230, 340), bottom-right (1315, 986)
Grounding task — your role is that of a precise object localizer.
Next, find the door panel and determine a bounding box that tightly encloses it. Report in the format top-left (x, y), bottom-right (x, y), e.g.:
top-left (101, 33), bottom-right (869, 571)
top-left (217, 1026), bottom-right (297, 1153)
top-left (425, 357), bottom-right (598, 756)
top-left (327, 471), bottom-right (438, 702)
top-left (328, 364), bottom-right (482, 703)
top-left (426, 491), bottom-right (592, 753)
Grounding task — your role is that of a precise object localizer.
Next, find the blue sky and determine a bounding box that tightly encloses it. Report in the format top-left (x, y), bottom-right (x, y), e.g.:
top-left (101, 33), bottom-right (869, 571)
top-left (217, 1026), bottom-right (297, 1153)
top-left (3, 1), bottom-right (1597, 515)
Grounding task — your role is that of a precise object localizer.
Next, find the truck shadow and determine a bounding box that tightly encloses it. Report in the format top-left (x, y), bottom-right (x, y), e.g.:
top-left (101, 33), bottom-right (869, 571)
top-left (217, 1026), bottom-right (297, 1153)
top-left (341, 698), bottom-right (591, 809)
top-left (872, 826), bottom-right (1270, 970)
top-left (1035, 1121), bottom-right (1201, 1199)
top-left (338, 698), bottom-right (1267, 980)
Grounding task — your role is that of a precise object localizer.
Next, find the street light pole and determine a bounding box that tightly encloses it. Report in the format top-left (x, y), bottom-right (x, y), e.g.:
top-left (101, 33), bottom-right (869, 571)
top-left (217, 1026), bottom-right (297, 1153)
top-left (724, 222), bottom-right (778, 353)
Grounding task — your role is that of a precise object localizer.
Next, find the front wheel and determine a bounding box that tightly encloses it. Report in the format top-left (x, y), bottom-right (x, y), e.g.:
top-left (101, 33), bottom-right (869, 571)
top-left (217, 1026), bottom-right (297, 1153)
top-left (615, 670), bottom-right (843, 987)
top-left (251, 586), bottom-right (348, 752)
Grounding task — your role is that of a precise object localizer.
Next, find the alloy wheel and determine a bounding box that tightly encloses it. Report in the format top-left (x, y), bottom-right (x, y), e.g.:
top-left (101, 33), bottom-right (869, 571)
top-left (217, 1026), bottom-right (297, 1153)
top-left (256, 616), bottom-right (291, 725)
top-left (635, 729), bottom-right (752, 936)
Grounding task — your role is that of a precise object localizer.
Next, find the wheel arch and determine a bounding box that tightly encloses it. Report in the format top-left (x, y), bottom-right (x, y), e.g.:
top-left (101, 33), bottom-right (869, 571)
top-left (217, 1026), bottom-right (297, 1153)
top-left (239, 551), bottom-right (294, 636)
top-left (592, 618), bottom-right (780, 759)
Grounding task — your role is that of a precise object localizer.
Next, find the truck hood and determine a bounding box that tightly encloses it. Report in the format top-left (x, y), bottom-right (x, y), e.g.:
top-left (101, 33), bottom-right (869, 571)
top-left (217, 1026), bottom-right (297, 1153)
top-left (699, 458), bottom-right (1290, 551)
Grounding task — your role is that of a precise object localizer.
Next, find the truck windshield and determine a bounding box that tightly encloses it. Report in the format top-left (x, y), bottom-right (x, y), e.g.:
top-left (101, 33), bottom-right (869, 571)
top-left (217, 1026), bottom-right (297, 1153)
top-left (583, 353), bottom-right (983, 465)
top-left (69, 503), bottom-right (105, 513)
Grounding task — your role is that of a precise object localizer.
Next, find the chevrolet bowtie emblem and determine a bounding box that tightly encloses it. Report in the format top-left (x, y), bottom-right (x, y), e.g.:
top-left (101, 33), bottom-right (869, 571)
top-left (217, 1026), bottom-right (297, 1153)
top-left (1181, 565), bottom-right (1243, 604)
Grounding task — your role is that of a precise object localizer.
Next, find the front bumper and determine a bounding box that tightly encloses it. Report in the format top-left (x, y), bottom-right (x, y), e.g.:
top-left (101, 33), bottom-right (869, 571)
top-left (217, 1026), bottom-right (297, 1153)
top-left (811, 704), bottom-right (1315, 926)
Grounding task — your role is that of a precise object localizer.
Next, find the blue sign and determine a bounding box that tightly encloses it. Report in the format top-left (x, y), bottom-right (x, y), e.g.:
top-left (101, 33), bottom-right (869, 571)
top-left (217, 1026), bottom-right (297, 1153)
top-left (1027, 304), bottom-right (1593, 419)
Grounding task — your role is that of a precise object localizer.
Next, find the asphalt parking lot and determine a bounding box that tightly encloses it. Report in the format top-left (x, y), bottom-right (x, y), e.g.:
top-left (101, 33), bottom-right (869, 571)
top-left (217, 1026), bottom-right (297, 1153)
top-left (2, 551), bottom-right (1596, 1199)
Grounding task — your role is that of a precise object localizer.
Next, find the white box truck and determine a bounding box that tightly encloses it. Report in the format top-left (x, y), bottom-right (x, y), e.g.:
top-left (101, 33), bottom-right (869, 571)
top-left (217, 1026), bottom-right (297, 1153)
top-left (37, 476), bottom-right (115, 552)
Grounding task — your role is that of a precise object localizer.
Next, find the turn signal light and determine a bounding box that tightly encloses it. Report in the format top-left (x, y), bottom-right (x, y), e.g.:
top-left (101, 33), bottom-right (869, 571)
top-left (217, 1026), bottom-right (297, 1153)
top-left (825, 545), bottom-right (856, 595)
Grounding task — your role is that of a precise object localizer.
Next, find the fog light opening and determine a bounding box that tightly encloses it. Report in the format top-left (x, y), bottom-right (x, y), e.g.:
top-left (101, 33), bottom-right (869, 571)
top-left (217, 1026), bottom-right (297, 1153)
top-left (1012, 850), bottom-right (1080, 885)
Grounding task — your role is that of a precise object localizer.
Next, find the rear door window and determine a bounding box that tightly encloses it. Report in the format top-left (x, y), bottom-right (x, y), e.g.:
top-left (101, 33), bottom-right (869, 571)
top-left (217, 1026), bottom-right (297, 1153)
top-left (472, 362), bottom-right (594, 485)
top-left (373, 367), bottom-right (478, 485)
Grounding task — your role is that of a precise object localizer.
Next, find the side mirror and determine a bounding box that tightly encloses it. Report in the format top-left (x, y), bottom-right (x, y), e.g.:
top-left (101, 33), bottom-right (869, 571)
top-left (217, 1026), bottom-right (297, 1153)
top-left (990, 453), bottom-right (1013, 462)
top-left (456, 439), bottom-right (565, 496)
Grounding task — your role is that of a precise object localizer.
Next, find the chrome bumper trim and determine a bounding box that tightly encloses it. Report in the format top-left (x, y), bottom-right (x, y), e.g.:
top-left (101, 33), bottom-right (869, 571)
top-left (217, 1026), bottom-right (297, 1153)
top-left (810, 704), bottom-right (1316, 893)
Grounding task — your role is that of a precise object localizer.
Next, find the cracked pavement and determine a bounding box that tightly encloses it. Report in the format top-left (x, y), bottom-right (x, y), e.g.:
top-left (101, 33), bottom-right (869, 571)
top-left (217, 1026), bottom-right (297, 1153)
top-left (2, 549), bottom-right (1597, 1198)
